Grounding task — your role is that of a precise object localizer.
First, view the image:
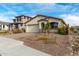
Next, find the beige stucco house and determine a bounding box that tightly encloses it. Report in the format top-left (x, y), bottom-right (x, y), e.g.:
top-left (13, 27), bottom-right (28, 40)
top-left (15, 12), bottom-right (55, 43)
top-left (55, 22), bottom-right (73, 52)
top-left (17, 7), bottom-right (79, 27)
top-left (25, 15), bottom-right (67, 32)
top-left (10, 15), bottom-right (67, 33)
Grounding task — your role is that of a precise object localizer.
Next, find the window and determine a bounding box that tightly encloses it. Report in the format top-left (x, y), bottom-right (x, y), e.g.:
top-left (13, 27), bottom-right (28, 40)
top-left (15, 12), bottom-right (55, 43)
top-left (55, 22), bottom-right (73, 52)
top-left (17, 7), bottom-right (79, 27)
top-left (13, 19), bottom-right (16, 22)
top-left (17, 18), bottom-right (18, 22)
top-left (50, 22), bottom-right (58, 29)
top-left (19, 18), bottom-right (21, 22)
top-left (17, 18), bottom-right (21, 22)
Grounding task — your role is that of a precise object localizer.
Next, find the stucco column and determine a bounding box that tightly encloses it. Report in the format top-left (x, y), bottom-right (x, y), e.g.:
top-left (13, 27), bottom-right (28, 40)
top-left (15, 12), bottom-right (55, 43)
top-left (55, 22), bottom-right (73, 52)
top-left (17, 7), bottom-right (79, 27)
top-left (38, 22), bottom-right (42, 32)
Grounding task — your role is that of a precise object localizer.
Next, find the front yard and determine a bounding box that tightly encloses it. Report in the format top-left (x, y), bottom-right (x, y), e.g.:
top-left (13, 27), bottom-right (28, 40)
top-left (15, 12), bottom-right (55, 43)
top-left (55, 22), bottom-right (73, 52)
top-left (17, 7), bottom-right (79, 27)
top-left (4, 33), bottom-right (71, 56)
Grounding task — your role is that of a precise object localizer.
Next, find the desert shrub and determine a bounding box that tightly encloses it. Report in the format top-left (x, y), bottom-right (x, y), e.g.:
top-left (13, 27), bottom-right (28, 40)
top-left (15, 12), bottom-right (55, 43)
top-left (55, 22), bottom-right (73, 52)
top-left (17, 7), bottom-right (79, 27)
top-left (70, 27), bottom-right (75, 32)
top-left (37, 36), bottom-right (48, 44)
top-left (12, 28), bottom-right (22, 34)
top-left (58, 26), bottom-right (68, 35)
top-left (74, 30), bottom-right (78, 33)
top-left (37, 36), bottom-right (56, 44)
top-left (70, 27), bottom-right (78, 33)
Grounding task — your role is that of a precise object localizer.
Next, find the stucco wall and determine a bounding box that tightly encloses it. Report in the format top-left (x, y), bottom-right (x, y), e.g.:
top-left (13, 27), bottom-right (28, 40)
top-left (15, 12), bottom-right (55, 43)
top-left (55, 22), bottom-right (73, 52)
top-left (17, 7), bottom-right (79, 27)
top-left (4, 25), bottom-right (9, 30)
top-left (26, 16), bottom-right (46, 25)
top-left (0, 24), bottom-right (9, 31)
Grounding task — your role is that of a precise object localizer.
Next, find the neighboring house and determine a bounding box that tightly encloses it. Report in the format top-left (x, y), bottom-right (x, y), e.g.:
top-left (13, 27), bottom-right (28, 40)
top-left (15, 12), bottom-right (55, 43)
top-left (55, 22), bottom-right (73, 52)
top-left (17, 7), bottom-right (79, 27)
top-left (9, 15), bottom-right (31, 31)
top-left (10, 15), bottom-right (67, 33)
top-left (0, 21), bottom-right (9, 31)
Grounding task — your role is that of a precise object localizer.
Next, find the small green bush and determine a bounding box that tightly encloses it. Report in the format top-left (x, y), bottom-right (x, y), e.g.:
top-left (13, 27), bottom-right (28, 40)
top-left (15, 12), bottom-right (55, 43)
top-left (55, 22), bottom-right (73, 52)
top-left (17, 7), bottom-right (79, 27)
top-left (58, 27), bottom-right (68, 35)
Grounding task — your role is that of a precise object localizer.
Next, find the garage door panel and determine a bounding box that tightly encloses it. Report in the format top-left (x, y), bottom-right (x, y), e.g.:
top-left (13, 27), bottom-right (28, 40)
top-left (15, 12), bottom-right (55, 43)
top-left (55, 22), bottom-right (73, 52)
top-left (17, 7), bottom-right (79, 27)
top-left (26, 25), bottom-right (39, 32)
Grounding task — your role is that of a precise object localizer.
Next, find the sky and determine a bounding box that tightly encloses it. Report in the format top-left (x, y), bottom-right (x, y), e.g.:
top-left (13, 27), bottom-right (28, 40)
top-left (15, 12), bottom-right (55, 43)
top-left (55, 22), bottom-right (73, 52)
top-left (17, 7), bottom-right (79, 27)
top-left (0, 3), bottom-right (79, 26)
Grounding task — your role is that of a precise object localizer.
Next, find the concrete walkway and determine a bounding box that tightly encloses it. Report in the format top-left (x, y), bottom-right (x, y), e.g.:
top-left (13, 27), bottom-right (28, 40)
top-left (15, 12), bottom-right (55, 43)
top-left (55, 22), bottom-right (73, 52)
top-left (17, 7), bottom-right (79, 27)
top-left (0, 37), bottom-right (50, 56)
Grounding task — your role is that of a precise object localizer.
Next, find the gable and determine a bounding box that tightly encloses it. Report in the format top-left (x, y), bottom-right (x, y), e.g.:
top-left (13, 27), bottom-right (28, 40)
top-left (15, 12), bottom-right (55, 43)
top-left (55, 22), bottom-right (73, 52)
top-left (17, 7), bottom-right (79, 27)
top-left (25, 15), bottom-right (67, 26)
top-left (26, 16), bottom-right (46, 25)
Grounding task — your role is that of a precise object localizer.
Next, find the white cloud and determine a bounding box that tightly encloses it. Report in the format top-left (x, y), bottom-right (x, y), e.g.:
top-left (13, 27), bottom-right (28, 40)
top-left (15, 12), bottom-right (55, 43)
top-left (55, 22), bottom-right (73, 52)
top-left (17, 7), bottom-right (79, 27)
top-left (0, 11), bottom-right (17, 22)
top-left (32, 3), bottom-right (56, 14)
top-left (0, 15), bottom-right (13, 22)
top-left (60, 14), bottom-right (79, 26)
top-left (0, 5), bottom-right (18, 22)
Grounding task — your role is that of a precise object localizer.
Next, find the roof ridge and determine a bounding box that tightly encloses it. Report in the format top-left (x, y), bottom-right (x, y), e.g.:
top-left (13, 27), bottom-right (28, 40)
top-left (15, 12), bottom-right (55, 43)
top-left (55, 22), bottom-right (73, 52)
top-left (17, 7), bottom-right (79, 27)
top-left (15, 15), bottom-right (32, 18)
top-left (37, 14), bottom-right (62, 19)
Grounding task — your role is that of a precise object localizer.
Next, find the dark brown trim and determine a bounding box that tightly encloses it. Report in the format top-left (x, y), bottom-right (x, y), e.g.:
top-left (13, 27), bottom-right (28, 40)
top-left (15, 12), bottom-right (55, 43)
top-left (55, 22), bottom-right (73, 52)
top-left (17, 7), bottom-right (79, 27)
top-left (25, 14), bottom-right (66, 25)
top-left (60, 20), bottom-right (67, 26)
top-left (9, 23), bottom-right (24, 25)
top-left (31, 14), bottom-right (63, 20)
top-left (15, 15), bottom-right (32, 18)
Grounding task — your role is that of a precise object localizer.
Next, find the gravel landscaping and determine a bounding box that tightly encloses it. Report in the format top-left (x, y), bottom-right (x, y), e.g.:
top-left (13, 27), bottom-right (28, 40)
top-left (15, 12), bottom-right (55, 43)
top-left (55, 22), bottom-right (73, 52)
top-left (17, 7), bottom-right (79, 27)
top-left (4, 33), bottom-right (71, 56)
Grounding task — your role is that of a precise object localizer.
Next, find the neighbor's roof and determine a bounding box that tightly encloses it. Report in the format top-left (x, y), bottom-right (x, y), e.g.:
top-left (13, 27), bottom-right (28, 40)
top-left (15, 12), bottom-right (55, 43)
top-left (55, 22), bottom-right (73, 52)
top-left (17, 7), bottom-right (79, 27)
top-left (0, 21), bottom-right (10, 25)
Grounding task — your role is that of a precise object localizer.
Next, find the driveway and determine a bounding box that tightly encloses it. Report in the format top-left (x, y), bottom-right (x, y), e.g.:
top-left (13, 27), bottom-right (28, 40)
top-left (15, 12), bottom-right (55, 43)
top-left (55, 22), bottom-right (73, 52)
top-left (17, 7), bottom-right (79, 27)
top-left (0, 36), bottom-right (50, 56)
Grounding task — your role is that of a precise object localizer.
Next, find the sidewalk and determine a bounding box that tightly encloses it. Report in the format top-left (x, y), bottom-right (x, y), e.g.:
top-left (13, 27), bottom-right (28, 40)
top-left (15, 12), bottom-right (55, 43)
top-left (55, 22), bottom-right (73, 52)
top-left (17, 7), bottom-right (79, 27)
top-left (0, 37), bottom-right (50, 56)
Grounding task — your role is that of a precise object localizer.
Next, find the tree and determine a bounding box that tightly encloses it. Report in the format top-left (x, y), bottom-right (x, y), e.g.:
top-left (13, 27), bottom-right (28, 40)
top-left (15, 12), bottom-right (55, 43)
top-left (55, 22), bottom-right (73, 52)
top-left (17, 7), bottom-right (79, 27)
top-left (38, 21), bottom-right (57, 44)
top-left (40, 21), bottom-right (50, 43)
top-left (43, 21), bottom-right (50, 35)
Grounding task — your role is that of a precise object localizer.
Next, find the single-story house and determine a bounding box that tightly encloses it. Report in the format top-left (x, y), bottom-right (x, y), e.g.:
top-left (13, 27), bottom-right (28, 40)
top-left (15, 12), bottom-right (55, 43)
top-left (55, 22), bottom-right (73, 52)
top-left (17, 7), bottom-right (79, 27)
top-left (10, 15), bottom-right (67, 33)
top-left (25, 15), bottom-right (67, 32)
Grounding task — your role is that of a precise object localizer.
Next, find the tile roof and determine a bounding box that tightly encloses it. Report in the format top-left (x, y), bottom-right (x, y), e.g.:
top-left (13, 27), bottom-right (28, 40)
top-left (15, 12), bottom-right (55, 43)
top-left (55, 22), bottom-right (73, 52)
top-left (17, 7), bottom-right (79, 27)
top-left (25, 14), bottom-right (67, 26)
